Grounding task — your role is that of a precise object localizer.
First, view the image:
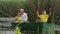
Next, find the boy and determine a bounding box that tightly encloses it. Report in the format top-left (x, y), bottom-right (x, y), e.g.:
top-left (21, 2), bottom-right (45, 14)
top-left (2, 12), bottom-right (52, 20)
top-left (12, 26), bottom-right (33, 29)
top-left (15, 13), bottom-right (22, 23)
top-left (38, 9), bottom-right (49, 23)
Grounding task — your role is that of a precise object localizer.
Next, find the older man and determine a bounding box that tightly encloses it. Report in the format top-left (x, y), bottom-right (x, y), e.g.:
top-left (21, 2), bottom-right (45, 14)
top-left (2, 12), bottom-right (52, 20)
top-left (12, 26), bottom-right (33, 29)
top-left (19, 9), bottom-right (28, 23)
top-left (11, 9), bottom-right (28, 31)
top-left (15, 9), bottom-right (28, 23)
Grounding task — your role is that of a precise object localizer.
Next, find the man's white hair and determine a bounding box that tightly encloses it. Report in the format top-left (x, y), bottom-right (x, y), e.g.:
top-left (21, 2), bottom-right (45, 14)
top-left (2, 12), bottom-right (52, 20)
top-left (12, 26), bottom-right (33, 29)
top-left (20, 9), bottom-right (24, 11)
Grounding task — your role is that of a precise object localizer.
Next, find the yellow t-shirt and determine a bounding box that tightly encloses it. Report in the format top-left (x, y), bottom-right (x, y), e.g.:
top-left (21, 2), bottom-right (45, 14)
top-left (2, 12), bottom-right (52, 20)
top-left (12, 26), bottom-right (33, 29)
top-left (16, 15), bottom-right (21, 23)
top-left (38, 14), bottom-right (49, 23)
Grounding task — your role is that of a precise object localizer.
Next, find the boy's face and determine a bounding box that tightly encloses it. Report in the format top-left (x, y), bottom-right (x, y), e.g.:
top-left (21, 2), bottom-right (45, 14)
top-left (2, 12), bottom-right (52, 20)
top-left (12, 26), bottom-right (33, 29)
top-left (42, 10), bottom-right (46, 15)
top-left (18, 13), bottom-right (21, 15)
top-left (17, 14), bottom-right (21, 17)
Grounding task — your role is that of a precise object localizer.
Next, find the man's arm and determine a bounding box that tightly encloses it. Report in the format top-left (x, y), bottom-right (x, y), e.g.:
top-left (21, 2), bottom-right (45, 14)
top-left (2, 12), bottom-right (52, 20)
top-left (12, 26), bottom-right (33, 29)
top-left (23, 13), bottom-right (28, 22)
top-left (15, 16), bottom-right (17, 20)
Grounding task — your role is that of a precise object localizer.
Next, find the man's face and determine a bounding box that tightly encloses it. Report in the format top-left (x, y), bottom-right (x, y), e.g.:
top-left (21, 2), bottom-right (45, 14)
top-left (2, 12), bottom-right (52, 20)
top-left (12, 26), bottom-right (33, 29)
top-left (20, 9), bottom-right (24, 14)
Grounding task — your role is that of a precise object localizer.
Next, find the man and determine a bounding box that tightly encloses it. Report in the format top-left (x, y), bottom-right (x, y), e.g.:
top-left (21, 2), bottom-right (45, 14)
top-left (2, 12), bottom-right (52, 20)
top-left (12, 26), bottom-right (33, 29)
top-left (38, 9), bottom-right (49, 23)
top-left (19, 9), bottom-right (28, 23)
top-left (13, 9), bottom-right (28, 34)
top-left (15, 9), bottom-right (28, 23)
top-left (12, 9), bottom-right (28, 29)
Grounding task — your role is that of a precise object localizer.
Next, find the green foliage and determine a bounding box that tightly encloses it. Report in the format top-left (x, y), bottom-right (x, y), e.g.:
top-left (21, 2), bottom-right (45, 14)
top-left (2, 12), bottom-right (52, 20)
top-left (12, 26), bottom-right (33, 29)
top-left (23, 0), bottom-right (37, 22)
top-left (0, 0), bottom-right (26, 17)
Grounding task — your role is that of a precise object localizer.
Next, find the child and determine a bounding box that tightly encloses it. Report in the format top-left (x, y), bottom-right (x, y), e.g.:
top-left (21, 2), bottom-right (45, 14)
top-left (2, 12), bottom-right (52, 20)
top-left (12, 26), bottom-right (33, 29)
top-left (15, 13), bottom-right (22, 23)
top-left (38, 9), bottom-right (49, 23)
top-left (15, 13), bottom-right (22, 34)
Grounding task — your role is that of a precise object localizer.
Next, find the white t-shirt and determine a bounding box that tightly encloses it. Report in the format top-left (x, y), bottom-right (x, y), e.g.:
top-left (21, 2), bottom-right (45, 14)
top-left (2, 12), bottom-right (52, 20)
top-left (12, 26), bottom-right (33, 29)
top-left (20, 13), bottom-right (28, 23)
